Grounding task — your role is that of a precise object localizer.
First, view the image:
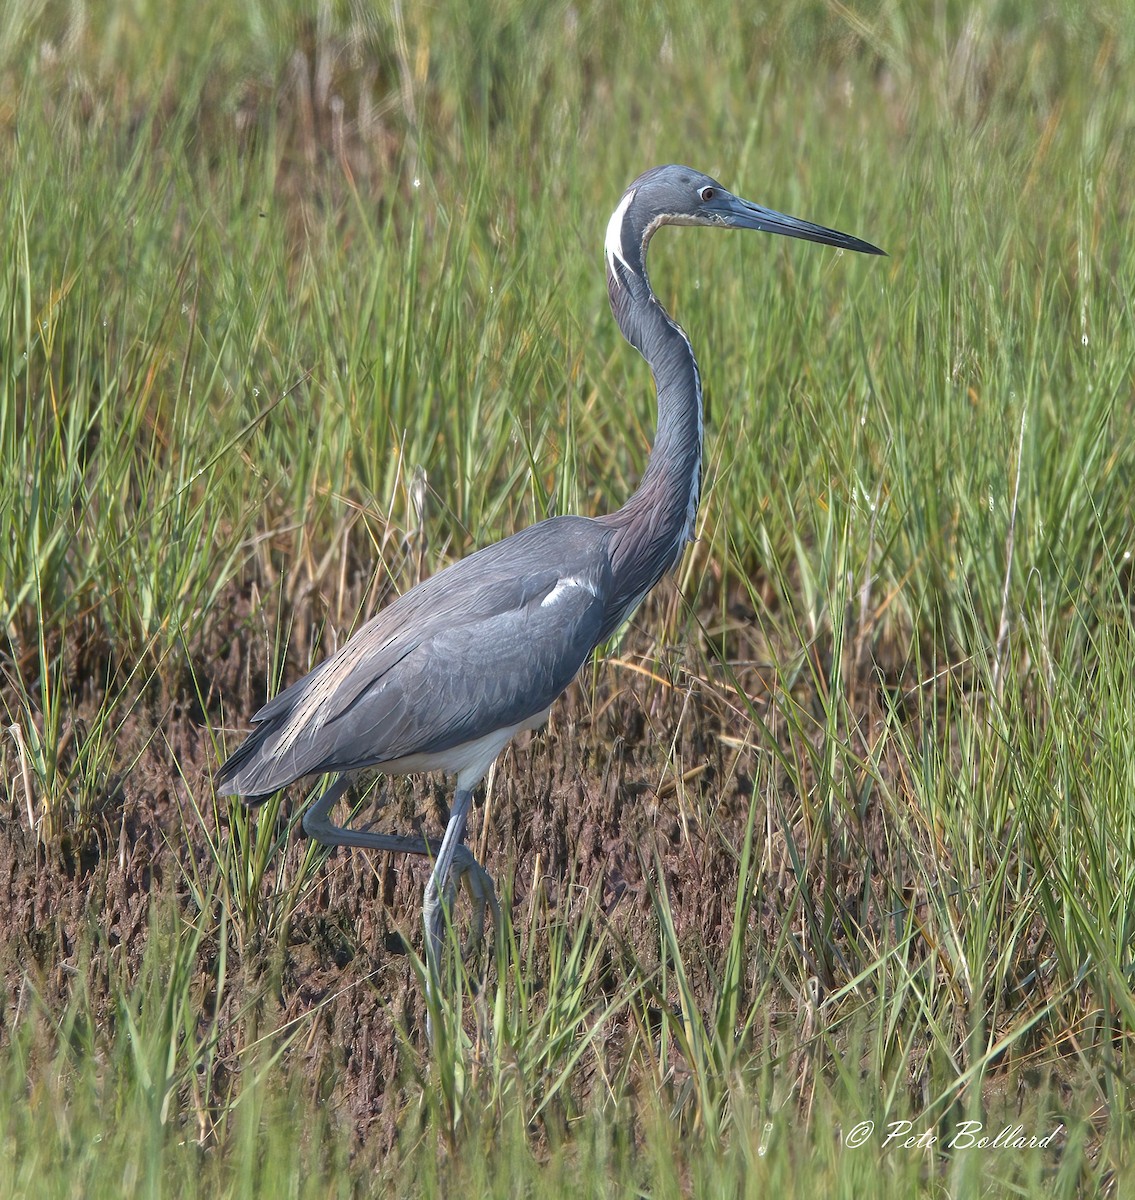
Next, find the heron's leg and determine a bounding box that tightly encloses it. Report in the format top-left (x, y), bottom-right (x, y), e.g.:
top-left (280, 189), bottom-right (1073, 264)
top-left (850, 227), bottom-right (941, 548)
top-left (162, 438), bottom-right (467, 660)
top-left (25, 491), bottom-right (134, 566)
top-left (422, 787), bottom-right (475, 995)
top-left (301, 775), bottom-right (498, 952)
top-left (299, 774), bottom-right (354, 838)
top-left (302, 773), bottom-right (456, 858)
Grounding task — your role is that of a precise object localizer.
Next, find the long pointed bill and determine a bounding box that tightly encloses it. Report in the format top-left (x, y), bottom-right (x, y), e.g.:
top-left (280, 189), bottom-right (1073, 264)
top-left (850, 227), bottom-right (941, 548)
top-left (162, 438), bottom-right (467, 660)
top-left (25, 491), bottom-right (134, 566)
top-left (717, 193), bottom-right (885, 256)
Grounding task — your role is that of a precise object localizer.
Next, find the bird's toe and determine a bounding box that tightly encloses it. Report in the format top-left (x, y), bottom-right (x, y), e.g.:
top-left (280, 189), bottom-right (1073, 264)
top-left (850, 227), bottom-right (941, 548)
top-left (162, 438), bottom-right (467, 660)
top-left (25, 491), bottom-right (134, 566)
top-left (450, 848), bottom-right (500, 956)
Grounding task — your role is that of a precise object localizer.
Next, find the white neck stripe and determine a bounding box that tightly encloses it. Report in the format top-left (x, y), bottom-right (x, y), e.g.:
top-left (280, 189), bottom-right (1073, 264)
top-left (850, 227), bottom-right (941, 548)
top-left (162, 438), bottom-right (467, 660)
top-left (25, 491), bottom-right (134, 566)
top-left (604, 188), bottom-right (637, 281)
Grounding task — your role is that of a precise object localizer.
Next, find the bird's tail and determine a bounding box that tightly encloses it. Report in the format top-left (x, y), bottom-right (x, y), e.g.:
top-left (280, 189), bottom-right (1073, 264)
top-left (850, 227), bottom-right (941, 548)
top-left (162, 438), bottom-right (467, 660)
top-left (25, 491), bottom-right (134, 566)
top-left (215, 721), bottom-right (289, 804)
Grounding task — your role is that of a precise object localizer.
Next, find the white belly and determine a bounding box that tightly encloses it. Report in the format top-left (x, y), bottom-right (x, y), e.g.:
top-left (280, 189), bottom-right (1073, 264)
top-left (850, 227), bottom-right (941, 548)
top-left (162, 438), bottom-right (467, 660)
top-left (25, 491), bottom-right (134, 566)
top-left (376, 706), bottom-right (552, 792)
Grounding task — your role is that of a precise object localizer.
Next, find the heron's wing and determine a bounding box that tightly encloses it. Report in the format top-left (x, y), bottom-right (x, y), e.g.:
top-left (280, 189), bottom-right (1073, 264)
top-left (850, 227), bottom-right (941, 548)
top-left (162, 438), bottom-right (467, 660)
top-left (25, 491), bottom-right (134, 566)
top-left (249, 519), bottom-right (597, 729)
top-left (249, 656), bottom-right (334, 724)
top-left (218, 523), bottom-right (611, 795)
top-left (313, 568), bottom-right (607, 770)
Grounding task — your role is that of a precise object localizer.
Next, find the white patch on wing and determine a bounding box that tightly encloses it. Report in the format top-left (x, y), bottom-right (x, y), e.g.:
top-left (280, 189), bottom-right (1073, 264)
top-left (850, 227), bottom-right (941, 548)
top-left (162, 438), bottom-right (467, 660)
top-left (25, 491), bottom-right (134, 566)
top-left (604, 187), bottom-right (637, 281)
top-left (540, 575), bottom-right (600, 608)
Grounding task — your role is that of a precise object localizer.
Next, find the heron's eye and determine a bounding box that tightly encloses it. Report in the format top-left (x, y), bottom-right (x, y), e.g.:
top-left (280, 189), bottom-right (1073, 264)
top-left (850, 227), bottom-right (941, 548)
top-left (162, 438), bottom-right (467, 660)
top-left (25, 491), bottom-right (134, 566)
top-left (698, 186), bottom-right (716, 203)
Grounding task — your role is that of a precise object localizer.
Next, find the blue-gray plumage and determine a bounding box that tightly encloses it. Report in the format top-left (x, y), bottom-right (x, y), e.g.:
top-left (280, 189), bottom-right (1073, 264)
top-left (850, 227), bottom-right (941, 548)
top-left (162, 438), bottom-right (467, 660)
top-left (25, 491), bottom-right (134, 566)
top-left (217, 164), bottom-right (883, 1030)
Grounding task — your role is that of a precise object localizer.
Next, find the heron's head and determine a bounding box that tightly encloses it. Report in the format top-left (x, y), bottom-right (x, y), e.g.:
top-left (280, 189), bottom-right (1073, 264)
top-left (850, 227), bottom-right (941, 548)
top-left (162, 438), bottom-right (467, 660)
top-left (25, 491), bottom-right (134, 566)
top-left (605, 163), bottom-right (884, 281)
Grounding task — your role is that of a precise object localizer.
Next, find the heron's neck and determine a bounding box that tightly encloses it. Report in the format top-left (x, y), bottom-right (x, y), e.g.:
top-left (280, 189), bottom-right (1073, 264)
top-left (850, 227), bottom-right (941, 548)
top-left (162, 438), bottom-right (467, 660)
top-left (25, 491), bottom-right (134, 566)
top-left (600, 243), bottom-right (703, 605)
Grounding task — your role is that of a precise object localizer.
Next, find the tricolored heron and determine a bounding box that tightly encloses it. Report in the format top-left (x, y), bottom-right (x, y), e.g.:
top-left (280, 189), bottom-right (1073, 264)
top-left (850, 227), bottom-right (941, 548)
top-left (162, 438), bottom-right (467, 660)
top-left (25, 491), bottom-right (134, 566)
top-left (217, 164), bottom-right (883, 1015)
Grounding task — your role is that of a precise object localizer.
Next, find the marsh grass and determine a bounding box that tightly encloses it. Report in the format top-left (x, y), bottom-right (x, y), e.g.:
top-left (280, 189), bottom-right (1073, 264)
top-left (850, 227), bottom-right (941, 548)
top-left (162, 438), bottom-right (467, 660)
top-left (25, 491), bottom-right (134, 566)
top-left (3, 0), bottom-right (1135, 1195)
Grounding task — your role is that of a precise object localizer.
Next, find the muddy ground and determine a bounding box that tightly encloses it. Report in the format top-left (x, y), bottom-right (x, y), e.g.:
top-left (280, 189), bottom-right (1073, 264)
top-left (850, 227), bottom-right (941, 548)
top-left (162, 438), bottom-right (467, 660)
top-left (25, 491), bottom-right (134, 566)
top-left (2, 572), bottom-right (903, 1152)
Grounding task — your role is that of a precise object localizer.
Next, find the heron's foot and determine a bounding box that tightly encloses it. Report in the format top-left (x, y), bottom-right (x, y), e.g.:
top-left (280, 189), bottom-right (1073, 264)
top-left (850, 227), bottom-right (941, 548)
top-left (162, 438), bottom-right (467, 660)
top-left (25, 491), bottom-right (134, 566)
top-left (431, 845), bottom-right (500, 961)
top-left (460, 846), bottom-right (501, 954)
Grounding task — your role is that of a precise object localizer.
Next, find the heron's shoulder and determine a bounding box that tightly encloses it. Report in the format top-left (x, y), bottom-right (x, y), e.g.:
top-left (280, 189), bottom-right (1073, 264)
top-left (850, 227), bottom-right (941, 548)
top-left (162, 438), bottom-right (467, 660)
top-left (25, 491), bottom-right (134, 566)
top-left (401, 514), bottom-right (603, 588)
top-left (476, 513), bottom-right (607, 557)
top-left (344, 515), bottom-right (605, 632)
top-left (423, 515), bottom-right (609, 606)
